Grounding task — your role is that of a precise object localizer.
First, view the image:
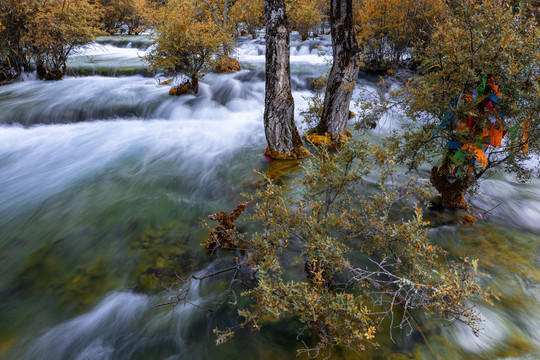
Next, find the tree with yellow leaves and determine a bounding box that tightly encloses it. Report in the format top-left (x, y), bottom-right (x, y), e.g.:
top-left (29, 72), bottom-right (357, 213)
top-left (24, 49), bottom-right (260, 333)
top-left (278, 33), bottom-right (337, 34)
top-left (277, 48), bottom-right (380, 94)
top-left (26, 0), bottom-right (101, 80)
top-left (354, 0), bottom-right (446, 71)
top-left (98, 0), bottom-right (148, 35)
top-left (230, 0), bottom-right (265, 36)
top-left (145, 0), bottom-right (232, 86)
top-left (287, 0), bottom-right (327, 40)
top-left (0, 0), bottom-right (100, 81)
top-left (0, 0), bottom-right (35, 82)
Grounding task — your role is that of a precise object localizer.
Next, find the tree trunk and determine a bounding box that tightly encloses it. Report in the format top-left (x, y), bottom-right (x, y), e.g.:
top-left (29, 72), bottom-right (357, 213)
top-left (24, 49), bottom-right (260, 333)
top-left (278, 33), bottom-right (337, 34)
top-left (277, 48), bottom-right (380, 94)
top-left (430, 159), bottom-right (474, 209)
top-left (315, 0), bottom-right (359, 142)
top-left (263, 0), bottom-right (308, 160)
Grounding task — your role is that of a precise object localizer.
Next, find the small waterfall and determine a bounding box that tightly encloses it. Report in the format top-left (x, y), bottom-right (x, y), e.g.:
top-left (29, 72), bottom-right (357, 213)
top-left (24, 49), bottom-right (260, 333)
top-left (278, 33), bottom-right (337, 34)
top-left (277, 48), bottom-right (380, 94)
top-left (93, 36), bottom-right (153, 51)
top-left (0, 106), bottom-right (264, 223)
top-left (0, 71), bottom-right (268, 125)
top-left (67, 36), bottom-right (151, 78)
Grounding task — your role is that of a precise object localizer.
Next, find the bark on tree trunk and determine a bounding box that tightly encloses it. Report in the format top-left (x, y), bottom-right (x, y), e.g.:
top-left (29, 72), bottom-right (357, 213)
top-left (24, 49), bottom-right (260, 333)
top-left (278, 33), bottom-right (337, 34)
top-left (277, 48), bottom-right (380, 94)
top-left (315, 0), bottom-right (359, 142)
top-left (430, 156), bottom-right (474, 209)
top-left (263, 0), bottom-right (308, 160)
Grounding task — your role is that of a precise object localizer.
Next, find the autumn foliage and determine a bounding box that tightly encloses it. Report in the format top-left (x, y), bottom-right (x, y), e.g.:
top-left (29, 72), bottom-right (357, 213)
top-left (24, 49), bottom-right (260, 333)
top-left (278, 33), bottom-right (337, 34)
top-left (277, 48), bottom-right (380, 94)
top-left (0, 0), bottom-right (100, 81)
top-left (354, 0), bottom-right (446, 70)
top-left (28, 0), bottom-right (101, 80)
top-left (144, 0), bottom-right (232, 81)
top-left (0, 0), bottom-right (33, 81)
top-left (230, 0), bottom-right (265, 36)
top-left (287, 0), bottom-right (327, 39)
top-left (98, 0), bottom-right (148, 35)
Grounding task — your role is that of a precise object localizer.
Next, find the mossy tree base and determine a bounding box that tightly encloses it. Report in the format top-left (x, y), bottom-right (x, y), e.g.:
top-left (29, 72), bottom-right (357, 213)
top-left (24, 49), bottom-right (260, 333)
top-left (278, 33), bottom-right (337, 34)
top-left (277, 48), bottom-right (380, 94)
top-left (304, 129), bottom-right (352, 147)
top-left (430, 165), bottom-right (473, 209)
top-left (37, 63), bottom-right (64, 80)
top-left (264, 146), bottom-right (310, 160)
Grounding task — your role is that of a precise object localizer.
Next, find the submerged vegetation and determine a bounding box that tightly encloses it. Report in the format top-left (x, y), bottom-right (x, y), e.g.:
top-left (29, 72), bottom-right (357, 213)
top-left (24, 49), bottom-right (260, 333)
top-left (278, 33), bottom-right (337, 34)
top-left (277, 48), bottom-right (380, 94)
top-left (207, 141), bottom-right (493, 356)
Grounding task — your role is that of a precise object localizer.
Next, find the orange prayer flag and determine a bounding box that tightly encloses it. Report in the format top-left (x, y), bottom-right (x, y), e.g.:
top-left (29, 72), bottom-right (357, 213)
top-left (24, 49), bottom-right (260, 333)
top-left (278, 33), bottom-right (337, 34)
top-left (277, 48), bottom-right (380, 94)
top-left (462, 143), bottom-right (487, 170)
top-left (523, 118), bottom-right (530, 154)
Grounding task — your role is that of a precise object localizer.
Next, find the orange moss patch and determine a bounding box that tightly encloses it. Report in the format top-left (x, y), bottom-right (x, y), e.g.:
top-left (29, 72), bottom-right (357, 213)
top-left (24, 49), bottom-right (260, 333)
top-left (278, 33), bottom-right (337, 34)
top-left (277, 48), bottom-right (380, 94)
top-left (159, 78), bottom-right (173, 85)
top-left (304, 129), bottom-right (352, 147)
top-left (264, 146), bottom-right (310, 160)
top-left (169, 82), bottom-right (191, 96)
top-left (462, 214), bottom-right (477, 226)
top-left (214, 57), bottom-right (241, 73)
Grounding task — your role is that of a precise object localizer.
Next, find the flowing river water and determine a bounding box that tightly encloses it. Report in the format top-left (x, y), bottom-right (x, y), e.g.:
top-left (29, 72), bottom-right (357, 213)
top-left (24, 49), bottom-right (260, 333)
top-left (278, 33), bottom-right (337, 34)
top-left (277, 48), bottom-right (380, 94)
top-left (0, 34), bottom-right (539, 360)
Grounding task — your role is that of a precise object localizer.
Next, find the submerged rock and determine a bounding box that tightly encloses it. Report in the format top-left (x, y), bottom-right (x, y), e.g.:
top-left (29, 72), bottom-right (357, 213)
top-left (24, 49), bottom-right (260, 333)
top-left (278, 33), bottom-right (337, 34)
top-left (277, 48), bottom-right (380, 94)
top-left (265, 157), bottom-right (302, 181)
top-left (131, 223), bottom-right (205, 292)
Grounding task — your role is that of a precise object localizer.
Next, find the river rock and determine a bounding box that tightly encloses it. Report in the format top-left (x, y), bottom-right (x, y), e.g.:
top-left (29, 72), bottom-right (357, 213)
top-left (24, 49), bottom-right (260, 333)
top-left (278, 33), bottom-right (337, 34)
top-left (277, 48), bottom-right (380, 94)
top-left (169, 77), bottom-right (199, 96)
